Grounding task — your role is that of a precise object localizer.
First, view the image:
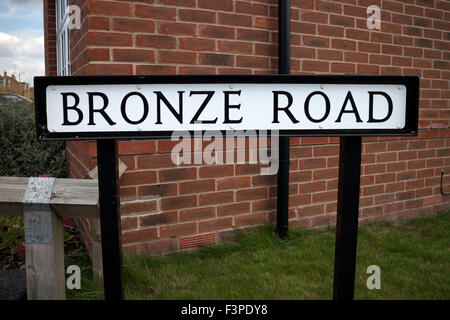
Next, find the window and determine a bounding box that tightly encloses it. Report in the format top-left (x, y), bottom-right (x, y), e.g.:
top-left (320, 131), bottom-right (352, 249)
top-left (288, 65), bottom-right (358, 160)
top-left (55, 0), bottom-right (70, 76)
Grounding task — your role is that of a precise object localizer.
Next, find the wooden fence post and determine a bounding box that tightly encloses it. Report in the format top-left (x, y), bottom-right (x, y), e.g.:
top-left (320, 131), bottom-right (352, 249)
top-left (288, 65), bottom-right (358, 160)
top-left (23, 177), bottom-right (65, 300)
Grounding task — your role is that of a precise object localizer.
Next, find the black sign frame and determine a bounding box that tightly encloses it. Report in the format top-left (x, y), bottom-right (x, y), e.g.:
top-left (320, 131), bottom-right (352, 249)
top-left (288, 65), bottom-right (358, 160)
top-left (34, 74), bottom-right (419, 141)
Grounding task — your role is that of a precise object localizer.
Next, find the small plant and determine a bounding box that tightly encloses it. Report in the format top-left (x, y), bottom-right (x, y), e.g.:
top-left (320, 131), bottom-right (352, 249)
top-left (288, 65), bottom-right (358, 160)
top-left (0, 216), bottom-right (24, 254)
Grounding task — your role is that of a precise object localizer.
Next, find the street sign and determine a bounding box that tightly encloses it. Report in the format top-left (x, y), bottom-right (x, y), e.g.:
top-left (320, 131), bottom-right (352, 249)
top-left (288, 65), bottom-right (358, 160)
top-left (34, 75), bottom-right (419, 140)
top-left (33, 74), bottom-right (420, 301)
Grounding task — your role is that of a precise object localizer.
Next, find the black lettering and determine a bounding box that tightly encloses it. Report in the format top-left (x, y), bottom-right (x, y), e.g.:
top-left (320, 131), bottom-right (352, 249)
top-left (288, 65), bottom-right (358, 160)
top-left (224, 90), bottom-right (243, 124)
top-left (121, 92), bottom-right (149, 125)
top-left (272, 91), bottom-right (298, 124)
top-left (61, 92), bottom-right (82, 125)
top-left (189, 91), bottom-right (217, 124)
top-left (304, 91), bottom-right (330, 123)
top-left (155, 91), bottom-right (184, 124)
top-left (368, 91), bottom-right (393, 123)
top-left (87, 92), bottom-right (116, 126)
top-left (335, 91), bottom-right (362, 123)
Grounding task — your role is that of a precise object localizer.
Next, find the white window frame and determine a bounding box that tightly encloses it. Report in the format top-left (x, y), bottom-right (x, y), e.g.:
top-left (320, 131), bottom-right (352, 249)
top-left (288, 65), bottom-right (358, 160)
top-left (56, 0), bottom-right (70, 76)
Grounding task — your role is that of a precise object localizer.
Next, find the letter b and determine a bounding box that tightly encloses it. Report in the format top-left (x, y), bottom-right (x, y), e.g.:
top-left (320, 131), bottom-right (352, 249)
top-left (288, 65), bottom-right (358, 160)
top-left (62, 92), bottom-right (83, 126)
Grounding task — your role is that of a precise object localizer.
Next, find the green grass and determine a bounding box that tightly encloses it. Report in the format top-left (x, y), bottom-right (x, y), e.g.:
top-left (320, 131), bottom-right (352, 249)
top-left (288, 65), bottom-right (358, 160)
top-left (67, 211), bottom-right (450, 300)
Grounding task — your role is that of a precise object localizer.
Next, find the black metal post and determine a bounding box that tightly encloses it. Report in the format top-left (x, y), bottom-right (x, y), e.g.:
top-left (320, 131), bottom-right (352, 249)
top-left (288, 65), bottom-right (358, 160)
top-left (276, 0), bottom-right (290, 238)
top-left (97, 139), bottom-right (123, 300)
top-left (333, 136), bottom-right (362, 300)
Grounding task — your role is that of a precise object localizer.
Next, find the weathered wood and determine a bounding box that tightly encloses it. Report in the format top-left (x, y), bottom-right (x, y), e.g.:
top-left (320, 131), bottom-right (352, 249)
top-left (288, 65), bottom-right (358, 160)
top-left (23, 178), bottom-right (65, 300)
top-left (50, 179), bottom-right (99, 218)
top-left (91, 218), bottom-right (103, 279)
top-left (87, 160), bottom-right (127, 280)
top-left (87, 159), bottom-right (127, 181)
top-left (0, 177), bottom-right (99, 218)
top-left (0, 177), bottom-right (29, 216)
top-left (25, 210), bottom-right (65, 300)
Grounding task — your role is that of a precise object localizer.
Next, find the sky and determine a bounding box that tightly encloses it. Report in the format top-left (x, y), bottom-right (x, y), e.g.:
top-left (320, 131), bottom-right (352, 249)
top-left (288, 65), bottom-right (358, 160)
top-left (0, 0), bottom-right (44, 85)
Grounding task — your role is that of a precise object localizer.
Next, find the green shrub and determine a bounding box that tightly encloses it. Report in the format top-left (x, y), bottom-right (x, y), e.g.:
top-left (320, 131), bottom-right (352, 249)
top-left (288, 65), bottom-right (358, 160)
top-left (0, 101), bottom-right (69, 177)
top-left (0, 101), bottom-right (69, 256)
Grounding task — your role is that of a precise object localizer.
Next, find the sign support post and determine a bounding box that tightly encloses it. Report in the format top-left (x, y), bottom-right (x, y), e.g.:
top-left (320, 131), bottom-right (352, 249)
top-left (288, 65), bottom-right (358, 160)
top-left (276, 0), bottom-right (290, 238)
top-left (333, 136), bottom-right (362, 300)
top-left (96, 139), bottom-right (123, 300)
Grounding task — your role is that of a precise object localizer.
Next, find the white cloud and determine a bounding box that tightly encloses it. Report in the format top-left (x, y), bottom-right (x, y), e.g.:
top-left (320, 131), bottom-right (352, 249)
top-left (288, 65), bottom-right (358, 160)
top-left (0, 32), bottom-right (44, 84)
top-left (6, 60), bottom-right (44, 84)
top-left (0, 0), bottom-right (42, 19)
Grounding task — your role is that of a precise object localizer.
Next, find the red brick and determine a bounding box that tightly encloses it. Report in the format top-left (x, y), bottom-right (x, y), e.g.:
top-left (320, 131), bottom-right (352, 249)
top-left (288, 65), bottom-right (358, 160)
top-left (199, 191), bottom-right (233, 206)
top-left (199, 217), bottom-right (233, 233)
top-left (155, 164), bottom-right (194, 180)
top-left (121, 217), bottom-right (137, 230)
top-left (200, 53), bottom-right (234, 66)
top-left (332, 39), bottom-right (356, 51)
top-left (318, 25), bottom-right (344, 38)
top-left (161, 195), bottom-right (197, 210)
top-left (179, 37), bottom-right (215, 51)
top-left (179, 179), bottom-right (215, 194)
top-left (301, 11), bottom-right (328, 23)
top-left (179, 9), bottom-right (216, 23)
top-left (135, 5), bottom-right (176, 20)
top-left (88, 0), bottom-right (132, 16)
top-left (113, 18), bottom-right (155, 32)
top-left (218, 177), bottom-right (251, 190)
top-left (138, 183), bottom-right (177, 198)
top-left (237, 187), bottom-right (267, 201)
top-left (113, 49), bottom-right (155, 63)
top-left (160, 222), bottom-right (197, 238)
top-left (298, 204), bottom-right (325, 217)
top-left (120, 200), bottom-right (157, 214)
top-left (140, 211), bottom-right (178, 227)
top-left (136, 64), bottom-right (176, 75)
top-left (300, 158), bottom-right (327, 169)
top-left (121, 171), bottom-right (157, 186)
top-left (199, 25), bottom-right (234, 39)
top-left (141, 239), bottom-right (178, 253)
top-left (237, 56), bottom-right (268, 69)
top-left (300, 181), bottom-right (326, 193)
top-left (219, 13), bottom-right (252, 27)
top-left (331, 62), bottom-right (355, 73)
top-left (88, 32), bottom-right (132, 47)
top-left (136, 35), bottom-right (176, 49)
top-left (330, 14), bottom-right (354, 27)
top-left (120, 186), bottom-right (137, 201)
top-left (137, 154), bottom-right (176, 169)
top-left (252, 198), bottom-right (276, 212)
top-left (122, 228), bottom-right (158, 244)
top-left (159, 50), bottom-right (196, 64)
top-left (236, 1), bottom-right (268, 15)
top-left (87, 16), bottom-right (109, 30)
top-left (159, 22), bottom-right (196, 35)
top-left (316, 0), bottom-right (342, 13)
top-left (180, 207), bottom-right (216, 222)
top-left (159, 0), bottom-right (195, 6)
top-left (303, 60), bottom-right (329, 72)
top-left (218, 202), bottom-right (250, 217)
top-left (235, 213), bottom-right (266, 227)
top-left (237, 29), bottom-right (269, 42)
top-left (200, 165), bottom-right (234, 178)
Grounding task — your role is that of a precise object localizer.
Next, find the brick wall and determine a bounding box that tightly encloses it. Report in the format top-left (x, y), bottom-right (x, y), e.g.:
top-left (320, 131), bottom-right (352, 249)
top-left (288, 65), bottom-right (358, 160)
top-left (44, 0), bottom-right (450, 255)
